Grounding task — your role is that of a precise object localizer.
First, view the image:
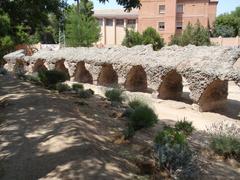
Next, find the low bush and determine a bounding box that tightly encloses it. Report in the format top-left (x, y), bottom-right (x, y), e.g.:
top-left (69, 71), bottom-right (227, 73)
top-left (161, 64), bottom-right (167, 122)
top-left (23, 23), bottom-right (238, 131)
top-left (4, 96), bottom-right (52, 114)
top-left (207, 122), bottom-right (240, 161)
top-left (154, 127), bottom-right (193, 173)
top-left (128, 99), bottom-right (146, 110)
top-left (210, 135), bottom-right (240, 161)
top-left (56, 83), bottom-right (71, 93)
top-left (78, 89), bottom-right (94, 98)
top-left (129, 105), bottom-right (158, 130)
top-left (72, 83), bottom-right (84, 91)
top-left (105, 89), bottom-right (123, 102)
top-left (38, 70), bottom-right (68, 87)
top-left (24, 75), bottom-right (42, 85)
top-left (0, 68), bottom-right (7, 75)
top-left (175, 118), bottom-right (195, 136)
top-left (123, 125), bottom-right (135, 139)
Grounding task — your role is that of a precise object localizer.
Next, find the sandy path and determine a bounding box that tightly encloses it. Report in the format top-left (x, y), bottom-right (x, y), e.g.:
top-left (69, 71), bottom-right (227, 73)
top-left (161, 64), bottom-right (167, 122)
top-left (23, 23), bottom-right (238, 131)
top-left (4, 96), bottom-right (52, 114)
top-left (0, 75), bottom-right (137, 180)
top-left (1, 75), bottom-right (240, 179)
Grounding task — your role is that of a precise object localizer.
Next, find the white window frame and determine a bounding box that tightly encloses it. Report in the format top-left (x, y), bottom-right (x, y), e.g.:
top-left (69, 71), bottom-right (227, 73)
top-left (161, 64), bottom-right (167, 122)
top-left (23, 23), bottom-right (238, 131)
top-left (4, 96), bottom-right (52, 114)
top-left (159, 5), bottom-right (165, 14)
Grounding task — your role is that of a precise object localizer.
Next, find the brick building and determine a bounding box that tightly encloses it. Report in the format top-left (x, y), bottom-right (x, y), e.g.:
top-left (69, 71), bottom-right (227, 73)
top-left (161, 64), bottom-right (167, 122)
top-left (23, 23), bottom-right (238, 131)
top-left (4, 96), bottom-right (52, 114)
top-left (94, 0), bottom-right (218, 45)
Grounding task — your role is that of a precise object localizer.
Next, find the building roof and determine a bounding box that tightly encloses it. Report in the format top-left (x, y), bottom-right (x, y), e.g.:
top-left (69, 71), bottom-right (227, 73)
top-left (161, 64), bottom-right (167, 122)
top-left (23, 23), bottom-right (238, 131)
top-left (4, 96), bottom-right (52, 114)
top-left (94, 9), bottom-right (138, 19)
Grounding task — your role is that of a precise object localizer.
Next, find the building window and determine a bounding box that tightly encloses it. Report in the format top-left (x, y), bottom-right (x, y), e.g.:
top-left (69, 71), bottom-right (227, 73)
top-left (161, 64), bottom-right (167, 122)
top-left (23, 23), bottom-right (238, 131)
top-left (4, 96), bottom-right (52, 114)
top-left (127, 19), bottom-right (136, 29)
top-left (116, 19), bottom-right (124, 26)
top-left (97, 19), bottom-right (103, 26)
top-left (176, 4), bottom-right (183, 13)
top-left (106, 19), bottom-right (113, 26)
top-left (159, 5), bottom-right (165, 14)
top-left (176, 22), bottom-right (183, 30)
top-left (158, 22), bottom-right (165, 31)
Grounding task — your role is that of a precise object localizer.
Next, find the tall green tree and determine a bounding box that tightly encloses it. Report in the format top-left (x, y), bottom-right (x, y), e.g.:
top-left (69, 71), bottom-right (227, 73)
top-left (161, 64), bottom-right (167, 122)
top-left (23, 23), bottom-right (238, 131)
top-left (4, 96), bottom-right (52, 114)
top-left (65, 2), bottom-right (100, 47)
top-left (122, 29), bottom-right (143, 48)
top-left (0, 10), bottom-right (14, 60)
top-left (142, 27), bottom-right (164, 50)
top-left (170, 21), bottom-right (210, 46)
top-left (213, 6), bottom-right (240, 37)
top-left (122, 27), bottom-right (164, 50)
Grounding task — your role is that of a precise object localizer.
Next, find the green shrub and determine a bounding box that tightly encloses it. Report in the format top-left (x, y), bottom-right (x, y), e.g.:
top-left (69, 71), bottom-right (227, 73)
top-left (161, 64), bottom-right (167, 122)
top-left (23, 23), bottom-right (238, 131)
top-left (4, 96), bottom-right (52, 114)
top-left (210, 135), bottom-right (240, 161)
top-left (38, 70), bottom-right (68, 87)
top-left (175, 119), bottom-right (195, 136)
top-left (0, 68), bottom-right (7, 75)
top-left (105, 89), bottom-right (123, 102)
top-left (154, 127), bottom-right (192, 172)
top-left (128, 99), bottom-right (146, 110)
top-left (129, 105), bottom-right (158, 130)
top-left (56, 83), bottom-right (71, 93)
top-left (78, 89), bottom-right (94, 98)
top-left (142, 27), bottom-right (165, 50)
top-left (25, 75), bottom-right (42, 85)
top-left (169, 21), bottom-right (210, 46)
top-left (72, 83), bottom-right (84, 91)
top-left (122, 29), bottom-right (143, 48)
top-left (122, 27), bottom-right (165, 50)
top-left (123, 125), bottom-right (135, 139)
top-left (208, 122), bottom-right (240, 161)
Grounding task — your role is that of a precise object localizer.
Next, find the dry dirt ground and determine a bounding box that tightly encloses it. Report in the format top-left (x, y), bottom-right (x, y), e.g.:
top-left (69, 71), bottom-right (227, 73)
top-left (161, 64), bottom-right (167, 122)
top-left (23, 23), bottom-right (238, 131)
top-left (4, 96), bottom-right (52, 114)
top-left (0, 74), bottom-right (240, 180)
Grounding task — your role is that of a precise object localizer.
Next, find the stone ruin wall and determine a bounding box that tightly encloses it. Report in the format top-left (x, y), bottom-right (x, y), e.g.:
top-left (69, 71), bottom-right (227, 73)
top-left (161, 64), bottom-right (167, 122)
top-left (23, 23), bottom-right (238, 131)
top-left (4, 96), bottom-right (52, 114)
top-left (3, 45), bottom-right (240, 112)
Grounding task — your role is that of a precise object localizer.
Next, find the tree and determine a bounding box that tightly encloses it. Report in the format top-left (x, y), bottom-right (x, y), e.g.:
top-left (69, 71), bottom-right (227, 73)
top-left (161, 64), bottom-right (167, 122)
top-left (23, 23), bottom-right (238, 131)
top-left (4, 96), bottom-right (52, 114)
top-left (142, 27), bottom-right (164, 50)
top-left (212, 25), bottom-right (236, 37)
top-left (122, 29), bottom-right (143, 47)
top-left (0, 10), bottom-right (14, 60)
top-left (212, 6), bottom-right (240, 37)
top-left (122, 27), bottom-right (164, 50)
top-left (170, 21), bottom-right (210, 46)
top-left (65, 4), bottom-right (100, 47)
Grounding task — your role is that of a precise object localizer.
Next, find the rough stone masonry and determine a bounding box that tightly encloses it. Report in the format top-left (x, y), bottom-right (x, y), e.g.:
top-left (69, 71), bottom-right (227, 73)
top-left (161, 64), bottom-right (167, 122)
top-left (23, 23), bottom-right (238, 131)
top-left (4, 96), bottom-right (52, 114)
top-left (3, 45), bottom-right (240, 112)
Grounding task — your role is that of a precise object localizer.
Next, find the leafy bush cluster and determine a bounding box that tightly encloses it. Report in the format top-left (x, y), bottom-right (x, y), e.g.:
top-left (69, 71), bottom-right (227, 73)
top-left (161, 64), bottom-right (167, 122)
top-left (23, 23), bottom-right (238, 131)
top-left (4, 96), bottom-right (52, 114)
top-left (105, 88), bottom-right (123, 102)
top-left (175, 118), bottom-right (195, 136)
top-left (212, 6), bottom-right (240, 37)
top-left (208, 122), bottom-right (240, 161)
top-left (78, 89), bottom-right (94, 98)
top-left (72, 83), bottom-right (84, 92)
top-left (56, 83), bottom-right (71, 93)
top-left (38, 70), bottom-right (68, 88)
top-left (154, 124), bottom-right (195, 178)
top-left (169, 21), bottom-right (211, 46)
top-left (124, 99), bottom-right (158, 139)
top-left (0, 68), bottom-right (7, 75)
top-left (122, 27), bottom-right (165, 51)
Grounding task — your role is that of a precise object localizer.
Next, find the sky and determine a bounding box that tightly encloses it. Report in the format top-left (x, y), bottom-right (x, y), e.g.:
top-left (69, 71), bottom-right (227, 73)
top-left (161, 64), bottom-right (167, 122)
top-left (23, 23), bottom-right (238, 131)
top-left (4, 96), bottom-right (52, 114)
top-left (69, 0), bottom-right (240, 15)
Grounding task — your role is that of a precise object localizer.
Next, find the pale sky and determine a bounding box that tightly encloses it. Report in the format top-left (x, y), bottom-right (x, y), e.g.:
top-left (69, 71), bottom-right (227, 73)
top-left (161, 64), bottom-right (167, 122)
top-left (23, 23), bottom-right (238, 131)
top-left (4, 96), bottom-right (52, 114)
top-left (69, 0), bottom-right (240, 15)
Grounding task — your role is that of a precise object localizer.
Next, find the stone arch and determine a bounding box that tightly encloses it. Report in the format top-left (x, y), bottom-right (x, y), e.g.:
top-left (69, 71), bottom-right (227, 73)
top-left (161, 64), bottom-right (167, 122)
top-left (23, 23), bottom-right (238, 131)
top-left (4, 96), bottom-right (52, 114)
top-left (97, 64), bottom-right (118, 86)
top-left (198, 79), bottom-right (228, 112)
top-left (55, 59), bottom-right (70, 80)
top-left (158, 70), bottom-right (183, 100)
top-left (33, 59), bottom-right (47, 72)
top-left (73, 61), bottom-right (93, 84)
top-left (124, 65), bottom-right (147, 92)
